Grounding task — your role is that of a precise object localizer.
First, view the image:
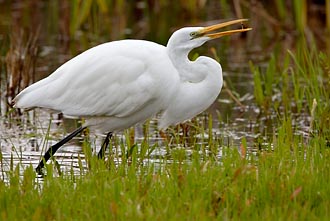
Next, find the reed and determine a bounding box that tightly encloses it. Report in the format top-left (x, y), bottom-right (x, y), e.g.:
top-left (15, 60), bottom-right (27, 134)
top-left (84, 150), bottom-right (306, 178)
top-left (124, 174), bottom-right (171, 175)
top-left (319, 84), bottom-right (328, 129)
top-left (1, 1), bottom-right (330, 220)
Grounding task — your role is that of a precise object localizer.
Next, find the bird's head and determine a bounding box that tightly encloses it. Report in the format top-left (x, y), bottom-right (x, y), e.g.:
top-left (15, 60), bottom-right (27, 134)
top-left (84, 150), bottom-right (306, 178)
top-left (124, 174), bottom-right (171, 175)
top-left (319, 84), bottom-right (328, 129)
top-left (167, 19), bottom-right (252, 50)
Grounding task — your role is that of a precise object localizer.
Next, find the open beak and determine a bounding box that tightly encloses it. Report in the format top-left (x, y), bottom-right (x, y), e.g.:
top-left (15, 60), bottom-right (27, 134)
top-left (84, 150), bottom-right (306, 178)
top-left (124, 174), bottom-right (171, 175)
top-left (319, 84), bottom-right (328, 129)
top-left (198, 19), bottom-right (252, 39)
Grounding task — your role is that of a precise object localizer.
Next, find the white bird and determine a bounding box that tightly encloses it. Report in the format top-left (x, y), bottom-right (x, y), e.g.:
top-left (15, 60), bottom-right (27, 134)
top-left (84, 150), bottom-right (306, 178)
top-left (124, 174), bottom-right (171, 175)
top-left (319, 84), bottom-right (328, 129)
top-left (13, 19), bottom-right (251, 173)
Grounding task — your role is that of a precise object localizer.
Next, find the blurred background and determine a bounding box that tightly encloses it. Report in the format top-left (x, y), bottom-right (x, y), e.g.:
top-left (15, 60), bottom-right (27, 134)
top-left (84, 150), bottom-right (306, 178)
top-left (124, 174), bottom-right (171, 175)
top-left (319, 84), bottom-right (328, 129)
top-left (0, 0), bottom-right (328, 108)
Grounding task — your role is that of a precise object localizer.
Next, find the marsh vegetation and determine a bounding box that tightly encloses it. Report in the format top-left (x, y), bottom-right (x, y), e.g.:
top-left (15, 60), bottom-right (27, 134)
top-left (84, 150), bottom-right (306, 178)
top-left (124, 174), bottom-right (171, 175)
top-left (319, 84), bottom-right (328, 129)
top-left (0, 1), bottom-right (329, 220)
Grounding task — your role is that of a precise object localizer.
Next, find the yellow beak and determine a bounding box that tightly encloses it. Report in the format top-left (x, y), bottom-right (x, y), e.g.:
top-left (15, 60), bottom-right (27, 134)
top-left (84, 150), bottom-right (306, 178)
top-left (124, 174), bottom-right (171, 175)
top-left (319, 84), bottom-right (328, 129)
top-left (199, 19), bottom-right (252, 39)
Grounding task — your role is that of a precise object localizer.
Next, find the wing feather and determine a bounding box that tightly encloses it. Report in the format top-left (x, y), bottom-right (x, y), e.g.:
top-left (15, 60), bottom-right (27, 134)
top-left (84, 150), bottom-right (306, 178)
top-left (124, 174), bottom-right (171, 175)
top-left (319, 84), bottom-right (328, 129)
top-left (14, 40), bottom-right (166, 118)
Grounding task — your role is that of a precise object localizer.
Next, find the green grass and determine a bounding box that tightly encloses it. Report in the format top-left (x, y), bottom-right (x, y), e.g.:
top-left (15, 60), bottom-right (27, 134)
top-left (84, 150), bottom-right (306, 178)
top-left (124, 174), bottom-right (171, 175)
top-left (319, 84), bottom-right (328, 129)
top-left (0, 134), bottom-right (329, 220)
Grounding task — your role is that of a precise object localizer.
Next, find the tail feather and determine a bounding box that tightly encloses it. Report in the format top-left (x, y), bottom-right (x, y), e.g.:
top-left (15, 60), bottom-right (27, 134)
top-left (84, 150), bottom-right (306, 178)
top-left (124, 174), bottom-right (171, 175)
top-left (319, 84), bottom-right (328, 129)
top-left (12, 78), bottom-right (49, 109)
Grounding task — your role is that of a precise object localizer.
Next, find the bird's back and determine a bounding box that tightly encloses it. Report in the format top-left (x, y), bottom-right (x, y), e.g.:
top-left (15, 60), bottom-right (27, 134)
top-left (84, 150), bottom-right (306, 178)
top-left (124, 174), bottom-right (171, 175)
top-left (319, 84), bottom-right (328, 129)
top-left (13, 40), bottom-right (180, 131)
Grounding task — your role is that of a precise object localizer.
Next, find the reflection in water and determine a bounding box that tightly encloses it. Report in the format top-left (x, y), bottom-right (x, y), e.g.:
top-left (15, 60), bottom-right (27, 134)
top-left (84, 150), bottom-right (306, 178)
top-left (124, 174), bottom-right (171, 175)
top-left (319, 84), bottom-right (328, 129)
top-left (0, 98), bottom-right (269, 180)
top-left (0, 94), bottom-right (316, 180)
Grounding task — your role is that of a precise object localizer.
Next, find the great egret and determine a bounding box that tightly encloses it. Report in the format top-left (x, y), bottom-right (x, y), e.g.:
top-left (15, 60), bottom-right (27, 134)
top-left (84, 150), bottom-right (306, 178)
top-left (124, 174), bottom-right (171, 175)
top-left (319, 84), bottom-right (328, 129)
top-left (13, 19), bottom-right (251, 173)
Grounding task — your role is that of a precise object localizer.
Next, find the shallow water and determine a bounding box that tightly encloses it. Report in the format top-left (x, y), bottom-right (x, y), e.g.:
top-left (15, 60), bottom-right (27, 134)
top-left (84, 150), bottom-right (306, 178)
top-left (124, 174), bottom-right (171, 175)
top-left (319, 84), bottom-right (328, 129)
top-left (0, 95), bottom-right (264, 180)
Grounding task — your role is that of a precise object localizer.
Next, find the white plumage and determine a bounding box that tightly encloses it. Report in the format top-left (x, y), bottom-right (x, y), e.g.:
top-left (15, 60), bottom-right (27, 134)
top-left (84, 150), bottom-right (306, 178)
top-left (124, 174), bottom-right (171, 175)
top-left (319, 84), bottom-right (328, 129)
top-left (14, 37), bottom-right (221, 132)
top-left (14, 40), bottom-right (180, 131)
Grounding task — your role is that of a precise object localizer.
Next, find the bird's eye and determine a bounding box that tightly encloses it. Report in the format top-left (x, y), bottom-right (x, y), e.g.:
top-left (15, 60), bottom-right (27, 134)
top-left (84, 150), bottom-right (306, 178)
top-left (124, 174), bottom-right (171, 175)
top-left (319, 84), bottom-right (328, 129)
top-left (190, 32), bottom-right (198, 38)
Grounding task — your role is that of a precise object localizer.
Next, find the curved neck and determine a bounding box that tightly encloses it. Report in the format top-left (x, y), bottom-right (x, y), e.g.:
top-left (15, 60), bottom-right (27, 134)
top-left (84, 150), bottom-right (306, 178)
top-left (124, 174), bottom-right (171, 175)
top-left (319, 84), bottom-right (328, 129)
top-left (167, 46), bottom-right (206, 82)
top-left (159, 49), bottom-right (223, 129)
top-left (177, 56), bottom-right (223, 110)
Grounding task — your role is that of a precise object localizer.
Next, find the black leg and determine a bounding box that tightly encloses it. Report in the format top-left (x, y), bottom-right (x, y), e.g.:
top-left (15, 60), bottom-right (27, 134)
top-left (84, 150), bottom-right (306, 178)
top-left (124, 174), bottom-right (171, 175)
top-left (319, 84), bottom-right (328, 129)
top-left (36, 126), bottom-right (86, 174)
top-left (97, 132), bottom-right (112, 159)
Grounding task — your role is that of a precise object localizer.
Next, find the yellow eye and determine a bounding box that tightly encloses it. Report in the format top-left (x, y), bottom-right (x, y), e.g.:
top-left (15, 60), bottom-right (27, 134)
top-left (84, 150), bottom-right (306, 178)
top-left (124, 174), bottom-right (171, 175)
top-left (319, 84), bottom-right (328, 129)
top-left (190, 32), bottom-right (197, 38)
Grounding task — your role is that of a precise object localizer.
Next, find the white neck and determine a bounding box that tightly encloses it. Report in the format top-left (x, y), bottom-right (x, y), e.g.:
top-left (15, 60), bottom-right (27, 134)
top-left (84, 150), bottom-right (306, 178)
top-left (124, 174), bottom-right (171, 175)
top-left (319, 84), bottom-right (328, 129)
top-left (159, 46), bottom-right (223, 129)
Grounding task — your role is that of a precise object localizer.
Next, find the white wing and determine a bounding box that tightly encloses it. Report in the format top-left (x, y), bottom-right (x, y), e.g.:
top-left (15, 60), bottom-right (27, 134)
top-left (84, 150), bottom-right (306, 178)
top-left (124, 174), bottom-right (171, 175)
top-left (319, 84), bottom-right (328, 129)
top-left (14, 40), bottom-right (178, 119)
